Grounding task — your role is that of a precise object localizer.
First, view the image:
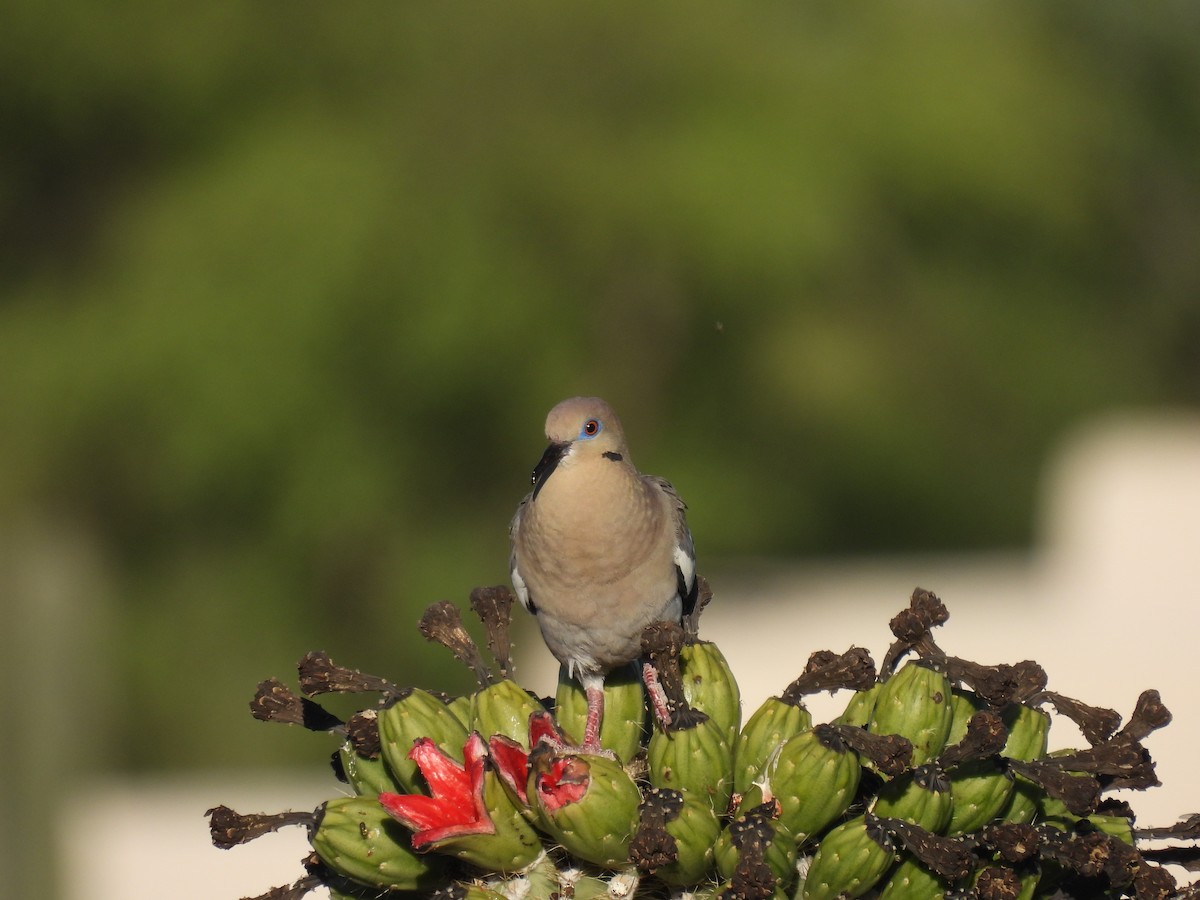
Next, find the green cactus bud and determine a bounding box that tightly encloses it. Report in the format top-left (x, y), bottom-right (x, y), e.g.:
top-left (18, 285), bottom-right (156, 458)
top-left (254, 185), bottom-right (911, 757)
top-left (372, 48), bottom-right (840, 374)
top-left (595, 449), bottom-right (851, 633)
top-left (801, 815), bottom-right (896, 900)
top-left (571, 868), bottom-right (639, 900)
top-left (446, 694), bottom-right (472, 727)
top-left (714, 804), bottom-right (798, 887)
top-left (869, 662), bottom-right (954, 767)
top-left (755, 724), bottom-right (862, 844)
top-left (946, 761), bottom-right (1010, 836)
top-left (836, 682), bottom-right (881, 728)
top-left (338, 740), bottom-right (403, 797)
top-left (681, 640), bottom-right (742, 744)
top-left (312, 796), bottom-right (446, 891)
top-left (489, 851), bottom-right (560, 899)
top-left (877, 855), bottom-right (949, 900)
top-left (997, 705), bottom-right (1050, 825)
top-left (428, 885), bottom-right (511, 900)
top-left (480, 832), bottom-right (635, 900)
top-left (556, 663), bottom-right (645, 762)
top-left (946, 689), bottom-right (983, 746)
top-left (1082, 813), bottom-right (1135, 845)
top-left (947, 703), bottom-right (1047, 835)
top-left (1001, 703), bottom-right (1050, 762)
top-left (647, 713), bottom-right (734, 812)
top-left (1037, 794), bottom-right (1135, 845)
top-left (872, 764), bottom-right (953, 833)
top-left (380, 733), bottom-right (543, 872)
top-left (708, 884), bottom-right (791, 900)
top-left (733, 695), bottom-right (813, 796)
top-left (528, 748), bottom-right (641, 867)
top-left (378, 687), bottom-right (470, 792)
top-left (630, 787), bottom-right (721, 885)
top-left (471, 678), bottom-right (546, 748)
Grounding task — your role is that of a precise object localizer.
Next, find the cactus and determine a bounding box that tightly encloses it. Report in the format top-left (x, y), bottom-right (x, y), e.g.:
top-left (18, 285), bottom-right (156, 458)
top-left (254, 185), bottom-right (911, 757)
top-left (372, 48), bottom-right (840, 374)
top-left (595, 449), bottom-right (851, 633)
top-left (311, 796), bottom-right (447, 890)
top-left (733, 695), bottom-right (813, 796)
top-left (210, 586), bottom-right (1200, 900)
top-left (528, 747), bottom-right (641, 867)
top-left (869, 661), bottom-right (955, 767)
top-left (742, 723), bottom-right (862, 844)
top-left (680, 639), bottom-right (742, 743)
top-left (470, 678), bottom-right (547, 749)
top-left (801, 815), bottom-right (897, 900)
top-left (629, 787), bottom-right (721, 885)
top-left (646, 711), bottom-right (735, 812)
top-left (377, 686), bottom-right (469, 792)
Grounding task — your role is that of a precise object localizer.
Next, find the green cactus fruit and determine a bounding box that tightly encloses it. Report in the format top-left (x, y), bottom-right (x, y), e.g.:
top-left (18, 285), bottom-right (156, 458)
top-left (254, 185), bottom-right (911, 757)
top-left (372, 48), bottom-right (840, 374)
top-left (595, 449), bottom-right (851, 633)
top-left (631, 787), bottom-right (721, 885)
top-left (446, 694), bottom-right (472, 728)
top-left (947, 703), bottom-right (1047, 835)
top-left (1082, 813), bottom-right (1135, 845)
top-left (378, 688), bottom-right (470, 793)
top-left (709, 885), bottom-right (792, 900)
top-left (471, 679), bottom-right (546, 748)
top-left (647, 713), bottom-right (734, 812)
top-left (877, 855), bottom-right (949, 900)
top-left (835, 682), bottom-right (881, 728)
top-left (681, 640), bottom-right (742, 744)
top-left (528, 749), bottom-right (641, 867)
top-left (1001, 703), bottom-right (1050, 763)
top-left (946, 689), bottom-right (983, 746)
top-left (556, 663), bottom-right (644, 762)
top-left (757, 723), bottom-right (862, 844)
top-left (491, 851), bottom-right (560, 899)
top-left (869, 661), bottom-right (954, 767)
top-left (480, 852), bottom-right (597, 900)
top-left (475, 750), bottom-right (545, 871)
top-left (997, 705), bottom-right (1050, 825)
top-left (572, 869), bottom-right (639, 900)
top-left (1037, 795), bottom-right (1135, 845)
top-left (311, 796), bottom-right (446, 891)
top-left (338, 740), bottom-right (403, 797)
top-left (801, 815), bottom-right (896, 900)
top-left (872, 764), bottom-right (953, 833)
top-left (733, 695), bottom-right (813, 796)
top-left (713, 805), bottom-right (799, 887)
top-left (946, 761), bottom-right (1011, 836)
top-left (431, 885), bottom-right (511, 900)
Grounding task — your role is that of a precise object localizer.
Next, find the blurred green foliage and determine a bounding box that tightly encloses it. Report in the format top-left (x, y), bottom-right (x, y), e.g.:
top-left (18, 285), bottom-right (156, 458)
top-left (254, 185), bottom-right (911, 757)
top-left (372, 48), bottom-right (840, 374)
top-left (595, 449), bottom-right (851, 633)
top-left (1, 2), bottom-right (1198, 772)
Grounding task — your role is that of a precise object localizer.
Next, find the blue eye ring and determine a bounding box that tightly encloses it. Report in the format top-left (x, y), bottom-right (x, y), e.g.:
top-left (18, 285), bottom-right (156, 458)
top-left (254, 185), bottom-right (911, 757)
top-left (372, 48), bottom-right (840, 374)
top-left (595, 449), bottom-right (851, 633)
top-left (581, 418), bottom-right (601, 439)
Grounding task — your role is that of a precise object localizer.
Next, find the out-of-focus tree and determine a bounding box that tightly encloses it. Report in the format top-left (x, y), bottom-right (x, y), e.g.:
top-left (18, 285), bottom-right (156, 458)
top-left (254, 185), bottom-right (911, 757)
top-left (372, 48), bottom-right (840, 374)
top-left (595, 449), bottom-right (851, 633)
top-left (0, 1), bottom-right (1197, 770)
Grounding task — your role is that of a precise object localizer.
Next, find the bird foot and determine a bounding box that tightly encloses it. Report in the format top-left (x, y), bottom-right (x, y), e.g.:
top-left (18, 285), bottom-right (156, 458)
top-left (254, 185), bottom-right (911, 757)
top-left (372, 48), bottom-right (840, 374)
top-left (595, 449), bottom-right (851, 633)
top-left (642, 662), bottom-right (673, 729)
top-left (577, 741), bottom-right (618, 760)
top-left (532, 731), bottom-right (617, 760)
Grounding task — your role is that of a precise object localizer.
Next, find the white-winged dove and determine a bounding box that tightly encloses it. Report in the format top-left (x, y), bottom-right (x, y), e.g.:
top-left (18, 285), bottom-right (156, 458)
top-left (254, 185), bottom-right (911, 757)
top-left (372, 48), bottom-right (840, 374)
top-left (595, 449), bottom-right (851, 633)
top-left (509, 396), bottom-right (697, 751)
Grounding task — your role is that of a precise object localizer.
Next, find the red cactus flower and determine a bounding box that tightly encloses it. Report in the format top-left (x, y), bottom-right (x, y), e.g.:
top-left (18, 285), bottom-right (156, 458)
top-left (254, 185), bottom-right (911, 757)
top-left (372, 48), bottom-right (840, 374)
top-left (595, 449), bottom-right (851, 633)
top-left (488, 709), bottom-right (570, 805)
top-left (380, 733), bottom-right (493, 845)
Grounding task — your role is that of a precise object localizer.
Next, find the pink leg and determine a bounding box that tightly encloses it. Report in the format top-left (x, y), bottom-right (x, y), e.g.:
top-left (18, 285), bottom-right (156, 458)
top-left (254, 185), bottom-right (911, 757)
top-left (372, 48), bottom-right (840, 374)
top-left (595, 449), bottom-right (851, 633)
top-left (581, 673), bottom-right (606, 751)
top-left (642, 662), bottom-right (673, 729)
top-left (583, 688), bottom-right (604, 747)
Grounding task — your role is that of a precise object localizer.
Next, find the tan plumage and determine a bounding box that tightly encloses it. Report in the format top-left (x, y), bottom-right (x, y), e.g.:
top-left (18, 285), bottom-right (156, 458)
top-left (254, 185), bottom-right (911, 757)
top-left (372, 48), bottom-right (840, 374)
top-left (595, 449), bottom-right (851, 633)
top-left (509, 397), bottom-right (696, 749)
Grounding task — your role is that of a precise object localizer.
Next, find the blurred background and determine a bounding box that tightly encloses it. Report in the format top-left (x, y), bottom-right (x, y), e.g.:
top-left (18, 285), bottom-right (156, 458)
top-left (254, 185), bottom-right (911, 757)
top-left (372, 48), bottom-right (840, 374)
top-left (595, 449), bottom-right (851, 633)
top-left (2, 2), bottom-right (1200, 897)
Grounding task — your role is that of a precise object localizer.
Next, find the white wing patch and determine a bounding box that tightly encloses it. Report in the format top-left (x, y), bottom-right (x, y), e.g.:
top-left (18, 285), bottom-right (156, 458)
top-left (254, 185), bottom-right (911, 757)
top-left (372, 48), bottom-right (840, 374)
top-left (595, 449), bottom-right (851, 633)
top-left (674, 543), bottom-right (696, 596)
top-left (511, 561), bottom-right (532, 612)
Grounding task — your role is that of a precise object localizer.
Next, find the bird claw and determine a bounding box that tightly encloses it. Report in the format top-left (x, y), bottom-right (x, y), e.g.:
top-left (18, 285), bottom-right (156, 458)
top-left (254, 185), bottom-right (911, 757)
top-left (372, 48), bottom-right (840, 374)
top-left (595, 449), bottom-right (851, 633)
top-left (534, 732), bottom-right (617, 760)
top-left (642, 662), bottom-right (674, 729)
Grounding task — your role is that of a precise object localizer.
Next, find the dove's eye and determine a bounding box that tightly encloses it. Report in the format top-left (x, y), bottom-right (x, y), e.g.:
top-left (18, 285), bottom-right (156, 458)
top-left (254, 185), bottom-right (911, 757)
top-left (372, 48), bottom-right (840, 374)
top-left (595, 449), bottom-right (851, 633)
top-left (582, 419), bottom-right (601, 438)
